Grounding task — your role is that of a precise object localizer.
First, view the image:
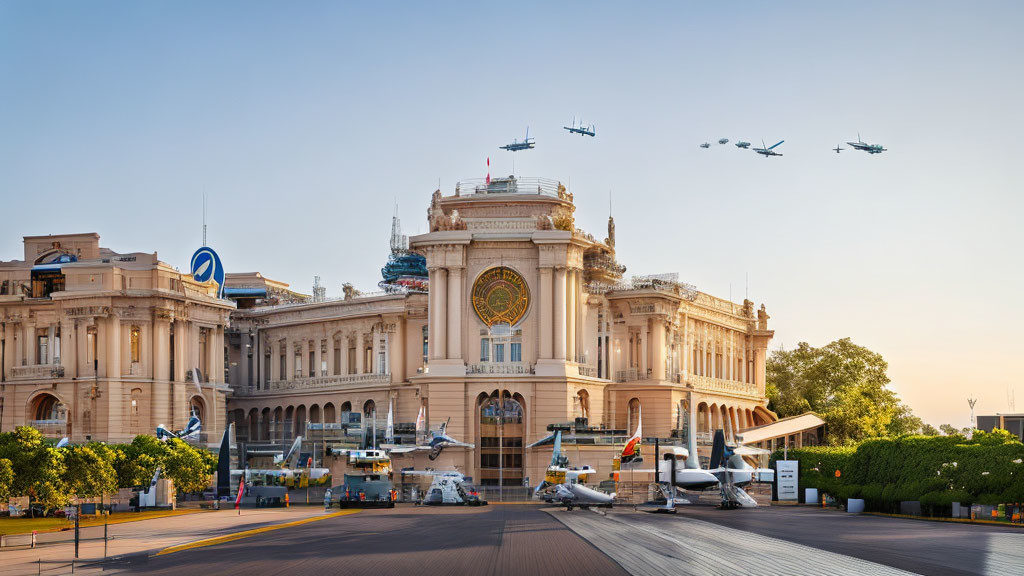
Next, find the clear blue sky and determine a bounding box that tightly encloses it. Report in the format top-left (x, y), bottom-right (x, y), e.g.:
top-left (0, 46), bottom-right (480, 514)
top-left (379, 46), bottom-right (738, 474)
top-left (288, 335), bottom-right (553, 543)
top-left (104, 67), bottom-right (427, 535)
top-left (2, 1), bottom-right (1021, 427)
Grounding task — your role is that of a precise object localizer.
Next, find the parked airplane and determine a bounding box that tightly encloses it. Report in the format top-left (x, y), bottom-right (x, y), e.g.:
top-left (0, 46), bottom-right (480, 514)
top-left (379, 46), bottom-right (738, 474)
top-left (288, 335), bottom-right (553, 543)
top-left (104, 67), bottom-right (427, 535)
top-left (846, 133), bottom-right (886, 154)
top-left (244, 435), bottom-right (332, 487)
top-left (563, 117), bottom-right (596, 137)
top-left (718, 138), bottom-right (729, 145)
top-left (735, 141), bottom-right (751, 149)
top-left (156, 410), bottom-right (201, 441)
top-left (500, 127), bottom-right (535, 151)
top-left (752, 139), bottom-right (784, 158)
top-left (387, 418), bottom-right (474, 460)
top-left (529, 429), bottom-right (599, 498)
top-left (699, 142), bottom-right (711, 149)
top-left (404, 470), bottom-right (487, 506)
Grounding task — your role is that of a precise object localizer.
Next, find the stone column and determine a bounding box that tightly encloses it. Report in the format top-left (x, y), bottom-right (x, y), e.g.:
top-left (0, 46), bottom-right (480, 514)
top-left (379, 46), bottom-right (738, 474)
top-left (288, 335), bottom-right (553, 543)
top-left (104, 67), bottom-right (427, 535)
top-left (2, 323), bottom-right (17, 380)
top-left (326, 334), bottom-right (335, 377)
top-left (285, 338), bottom-right (295, 380)
top-left (152, 317), bottom-right (171, 428)
top-left (62, 320), bottom-right (77, 378)
top-left (172, 320), bottom-right (187, 429)
top-left (106, 313), bottom-right (123, 440)
top-left (650, 318), bottom-right (666, 381)
top-left (23, 322), bottom-right (35, 366)
top-left (742, 341), bottom-right (749, 384)
top-left (538, 267), bottom-right (553, 359)
top-left (355, 334), bottom-right (365, 374)
top-left (754, 346), bottom-right (767, 395)
top-left (391, 319), bottom-right (406, 383)
top-left (566, 269), bottom-right (576, 362)
top-left (314, 337), bottom-right (323, 378)
top-left (446, 267), bottom-right (462, 359)
top-left (553, 268), bottom-right (566, 360)
top-left (577, 288), bottom-right (588, 364)
top-left (429, 268), bottom-right (447, 360)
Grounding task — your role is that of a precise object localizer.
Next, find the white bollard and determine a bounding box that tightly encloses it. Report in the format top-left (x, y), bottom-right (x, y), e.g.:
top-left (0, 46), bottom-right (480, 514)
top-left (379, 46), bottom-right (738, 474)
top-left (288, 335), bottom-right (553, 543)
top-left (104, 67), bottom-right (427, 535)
top-left (847, 498), bottom-right (865, 513)
top-left (805, 488), bottom-right (818, 505)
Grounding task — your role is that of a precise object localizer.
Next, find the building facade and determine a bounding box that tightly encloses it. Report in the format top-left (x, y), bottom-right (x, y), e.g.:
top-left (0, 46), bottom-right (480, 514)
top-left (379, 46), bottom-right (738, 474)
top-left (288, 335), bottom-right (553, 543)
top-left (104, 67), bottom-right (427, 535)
top-left (224, 177), bottom-right (776, 486)
top-left (0, 233), bottom-right (233, 444)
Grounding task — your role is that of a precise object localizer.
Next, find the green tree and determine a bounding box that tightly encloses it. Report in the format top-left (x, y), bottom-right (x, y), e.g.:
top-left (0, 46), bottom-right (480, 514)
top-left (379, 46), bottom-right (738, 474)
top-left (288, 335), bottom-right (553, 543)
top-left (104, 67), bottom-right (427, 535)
top-left (162, 439), bottom-right (214, 494)
top-left (0, 427), bottom-right (69, 513)
top-left (939, 423), bottom-right (962, 436)
top-left (920, 423), bottom-right (940, 436)
top-left (64, 443), bottom-right (118, 498)
top-left (115, 435), bottom-right (167, 488)
top-left (767, 338), bottom-right (922, 445)
top-left (0, 458), bottom-right (14, 501)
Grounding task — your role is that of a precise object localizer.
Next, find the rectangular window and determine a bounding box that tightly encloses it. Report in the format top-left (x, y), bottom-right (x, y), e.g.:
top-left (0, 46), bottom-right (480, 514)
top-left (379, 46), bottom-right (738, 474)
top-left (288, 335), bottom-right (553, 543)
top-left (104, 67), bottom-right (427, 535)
top-left (364, 346), bottom-right (372, 373)
top-left (279, 353), bottom-right (286, 380)
top-left (510, 342), bottom-right (521, 363)
top-left (130, 327), bottom-right (140, 364)
top-left (334, 341), bottom-right (341, 375)
top-left (53, 329), bottom-right (61, 365)
top-left (308, 350), bottom-right (314, 377)
top-left (480, 338), bottom-right (490, 362)
top-left (37, 335), bottom-right (48, 364)
top-left (294, 351), bottom-right (302, 378)
top-left (348, 345), bottom-right (356, 374)
top-left (494, 343), bottom-right (505, 363)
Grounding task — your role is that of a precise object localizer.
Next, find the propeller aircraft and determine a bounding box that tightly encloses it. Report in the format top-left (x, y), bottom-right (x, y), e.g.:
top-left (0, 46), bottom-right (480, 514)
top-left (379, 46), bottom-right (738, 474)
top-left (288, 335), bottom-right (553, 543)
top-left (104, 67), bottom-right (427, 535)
top-left (699, 142), bottom-right (711, 149)
top-left (752, 139), bottom-right (784, 158)
top-left (833, 145), bottom-right (844, 154)
top-left (499, 127), bottom-right (535, 151)
top-left (718, 138), bottom-right (729, 145)
top-left (563, 117), bottom-right (595, 137)
top-left (735, 141), bottom-right (751, 149)
top-left (156, 409), bottom-right (201, 442)
top-left (846, 133), bottom-right (887, 154)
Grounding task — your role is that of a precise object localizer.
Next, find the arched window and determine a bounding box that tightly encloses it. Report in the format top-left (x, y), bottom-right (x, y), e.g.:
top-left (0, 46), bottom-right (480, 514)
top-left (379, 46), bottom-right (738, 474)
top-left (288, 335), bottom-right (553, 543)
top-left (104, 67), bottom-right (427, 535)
top-left (478, 392), bottom-right (526, 486)
top-left (627, 398), bottom-right (641, 433)
top-left (363, 399), bottom-right (376, 418)
top-left (130, 326), bottom-right (141, 364)
top-left (31, 393), bottom-right (63, 422)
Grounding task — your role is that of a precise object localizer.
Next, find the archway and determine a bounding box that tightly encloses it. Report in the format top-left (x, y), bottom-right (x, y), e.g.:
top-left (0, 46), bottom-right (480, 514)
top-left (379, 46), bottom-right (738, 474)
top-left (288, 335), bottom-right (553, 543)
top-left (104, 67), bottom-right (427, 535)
top-left (309, 404), bottom-right (321, 424)
top-left (478, 390), bottom-right (525, 487)
top-left (323, 402), bottom-right (336, 424)
top-left (248, 408), bottom-right (259, 442)
top-left (697, 402), bottom-right (709, 434)
top-left (260, 407), bottom-right (270, 441)
top-left (294, 405), bottom-right (306, 437)
top-left (189, 395), bottom-right (206, 424)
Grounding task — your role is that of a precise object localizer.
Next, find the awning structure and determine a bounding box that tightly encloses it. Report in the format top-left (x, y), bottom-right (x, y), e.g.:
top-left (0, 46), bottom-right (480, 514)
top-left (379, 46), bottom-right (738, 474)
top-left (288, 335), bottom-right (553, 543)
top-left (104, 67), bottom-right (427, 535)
top-left (224, 287), bottom-right (268, 297)
top-left (31, 263), bottom-right (64, 271)
top-left (737, 413), bottom-right (825, 445)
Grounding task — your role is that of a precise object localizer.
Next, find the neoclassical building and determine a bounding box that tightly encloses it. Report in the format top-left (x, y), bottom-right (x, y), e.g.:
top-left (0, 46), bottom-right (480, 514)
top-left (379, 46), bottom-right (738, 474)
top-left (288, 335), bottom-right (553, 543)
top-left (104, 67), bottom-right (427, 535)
top-left (225, 177), bottom-right (776, 486)
top-left (0, 233), bottom-right (233, 444)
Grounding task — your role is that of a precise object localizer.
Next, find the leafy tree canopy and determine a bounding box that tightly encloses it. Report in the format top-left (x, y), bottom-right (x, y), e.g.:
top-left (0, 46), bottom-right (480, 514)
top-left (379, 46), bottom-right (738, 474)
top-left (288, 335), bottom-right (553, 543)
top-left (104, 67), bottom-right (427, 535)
top-left (767, 338), bottom-right (922, 445)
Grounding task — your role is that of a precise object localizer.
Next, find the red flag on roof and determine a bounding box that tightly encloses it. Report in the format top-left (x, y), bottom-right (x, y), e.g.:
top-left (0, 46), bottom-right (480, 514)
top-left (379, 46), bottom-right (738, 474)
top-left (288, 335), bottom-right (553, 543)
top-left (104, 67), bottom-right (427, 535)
top-left (486, 157), bottom-right (491, 185)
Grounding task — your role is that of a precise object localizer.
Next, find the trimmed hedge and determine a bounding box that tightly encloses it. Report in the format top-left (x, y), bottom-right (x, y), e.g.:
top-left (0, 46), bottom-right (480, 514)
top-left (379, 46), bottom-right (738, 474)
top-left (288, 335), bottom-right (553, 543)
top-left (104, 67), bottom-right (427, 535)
top-left (771, 430), bottom-right (1024, 515)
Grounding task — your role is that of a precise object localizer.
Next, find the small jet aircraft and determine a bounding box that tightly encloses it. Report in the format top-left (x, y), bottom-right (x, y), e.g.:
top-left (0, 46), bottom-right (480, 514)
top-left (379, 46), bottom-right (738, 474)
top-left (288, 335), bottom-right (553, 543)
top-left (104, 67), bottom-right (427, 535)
top-left (718, 138), bottom-right (729, 145)
top-left (699, 142), bottom-right (711, 149)
top-left (563, 117), bottom-right (595, 137)
top-left (752, 139), bottom-right (784, 158)
top-left (833, 145), bottom-right (844, 154)
top-left (403, 470), bottom-right (487, 506)
top-left (529, 429), bottom-right (613, 510)
top-left (387, 418), bottom-right (474, 460)
top-left (846, 133), bottom-right (886, 154)
top-left (156, 410), bottom-right (201, 441)
top-left (735, 141), bottom-right (751, 149)
top-left (499, 127), bottom-right (535, 151)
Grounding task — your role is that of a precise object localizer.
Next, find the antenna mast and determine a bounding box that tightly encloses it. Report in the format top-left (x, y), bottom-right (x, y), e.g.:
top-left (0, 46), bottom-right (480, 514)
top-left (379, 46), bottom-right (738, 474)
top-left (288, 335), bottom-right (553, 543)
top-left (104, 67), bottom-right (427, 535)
top-left (202, 193), bottom-right (207, 246)
top-left (967, 397), bottom-right (978, 429)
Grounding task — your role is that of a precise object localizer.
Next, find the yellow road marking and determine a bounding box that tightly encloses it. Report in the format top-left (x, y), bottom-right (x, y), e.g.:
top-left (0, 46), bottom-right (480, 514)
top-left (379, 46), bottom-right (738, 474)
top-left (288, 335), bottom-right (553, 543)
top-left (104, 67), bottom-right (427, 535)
top-left (155, 510), bottom-right (361, 556)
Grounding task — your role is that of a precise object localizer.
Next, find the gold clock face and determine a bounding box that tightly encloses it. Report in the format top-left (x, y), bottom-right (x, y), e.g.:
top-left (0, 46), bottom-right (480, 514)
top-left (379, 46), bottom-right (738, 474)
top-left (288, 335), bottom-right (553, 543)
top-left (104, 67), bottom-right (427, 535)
top-left (472, 267), bottom-right (530, 327)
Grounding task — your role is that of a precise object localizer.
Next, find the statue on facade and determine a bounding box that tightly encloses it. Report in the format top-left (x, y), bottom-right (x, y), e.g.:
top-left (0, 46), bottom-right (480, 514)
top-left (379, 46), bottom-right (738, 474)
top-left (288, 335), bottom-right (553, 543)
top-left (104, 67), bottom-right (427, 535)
top-left (757, 304), bottom-right (770, 330)
top-left (342, 283), bottom-right (362, 300)
top-left (606, 215), bottom-right (616, 248)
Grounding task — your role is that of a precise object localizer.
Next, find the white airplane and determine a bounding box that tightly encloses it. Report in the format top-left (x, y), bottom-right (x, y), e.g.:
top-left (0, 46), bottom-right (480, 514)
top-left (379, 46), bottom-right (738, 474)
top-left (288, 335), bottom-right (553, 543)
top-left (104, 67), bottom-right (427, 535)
top-left (529, 429), bottom-right (614, 510)
top-left (403, 470), bottom-right (486, 506)
top-left (156, 410), bottom-right (201, 441)
top-left (846, 132), bottom-right (886, 154)
top-left (752, 139), bottom-right (784, 158)
top-left (387, 418), bottom-right (474, 461)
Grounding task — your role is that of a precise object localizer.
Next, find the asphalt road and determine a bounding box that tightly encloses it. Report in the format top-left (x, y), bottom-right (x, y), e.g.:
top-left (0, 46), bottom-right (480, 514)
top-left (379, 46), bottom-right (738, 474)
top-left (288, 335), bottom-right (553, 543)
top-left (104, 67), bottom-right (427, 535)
top-left (111, 505), bottom-right (629, 576)
top-left (552, 505), bottom-right (1024, 576)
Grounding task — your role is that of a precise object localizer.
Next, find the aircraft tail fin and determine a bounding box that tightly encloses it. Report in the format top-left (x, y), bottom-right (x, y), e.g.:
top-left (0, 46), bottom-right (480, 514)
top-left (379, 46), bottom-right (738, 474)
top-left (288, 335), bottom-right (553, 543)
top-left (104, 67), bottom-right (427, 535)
top-left (551, 430), bottom-right (562, 467)
top-left (710, 430), bottom-right (726, 470)
top-left (685, 408), bottom-right (700, 469)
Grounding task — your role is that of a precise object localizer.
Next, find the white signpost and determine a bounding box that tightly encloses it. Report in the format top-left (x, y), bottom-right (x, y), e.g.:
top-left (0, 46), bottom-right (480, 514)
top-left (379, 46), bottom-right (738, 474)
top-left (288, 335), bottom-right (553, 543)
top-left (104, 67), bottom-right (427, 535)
top-left (776, 460), bottom-right (799, 502)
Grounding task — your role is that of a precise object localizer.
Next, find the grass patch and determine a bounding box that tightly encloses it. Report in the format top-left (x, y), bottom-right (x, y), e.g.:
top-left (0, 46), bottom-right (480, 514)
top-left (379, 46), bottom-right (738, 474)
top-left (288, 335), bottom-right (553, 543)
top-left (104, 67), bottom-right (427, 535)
top-left (0, 509), bottom-right (204, 536)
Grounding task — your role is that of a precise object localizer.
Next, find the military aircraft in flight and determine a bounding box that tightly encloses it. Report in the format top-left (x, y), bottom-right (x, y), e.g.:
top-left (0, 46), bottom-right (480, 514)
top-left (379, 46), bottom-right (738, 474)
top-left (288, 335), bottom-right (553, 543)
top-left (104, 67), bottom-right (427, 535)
top-left (718, 138), bottom-right (729, 145)
top-left (499, 127), bottom-right (535, 151)
top-left (752, 139), bottom-right (784, 158)
top-left (563, 117), bottom-right (596, 137)
top-left (156, 410), bottom-right (201, 441)
top-left (833, 145), bottom-right (844, 154)
top-left (529, 429), bottom-right (613, 510)
top-left (699, 142), bottom-right (711, 149)
top-left (846, 133), bottom-right (886, 154)
top-left (387, 418), bottom-right (475, 460)
top-left (735, 141), bottom-right (751, 149)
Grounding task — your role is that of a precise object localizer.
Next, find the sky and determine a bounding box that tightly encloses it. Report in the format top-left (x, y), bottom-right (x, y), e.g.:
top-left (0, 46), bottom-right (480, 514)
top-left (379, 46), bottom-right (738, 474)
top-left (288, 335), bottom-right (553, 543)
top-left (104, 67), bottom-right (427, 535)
top-left (1, 1), bottom-right (1021, 428)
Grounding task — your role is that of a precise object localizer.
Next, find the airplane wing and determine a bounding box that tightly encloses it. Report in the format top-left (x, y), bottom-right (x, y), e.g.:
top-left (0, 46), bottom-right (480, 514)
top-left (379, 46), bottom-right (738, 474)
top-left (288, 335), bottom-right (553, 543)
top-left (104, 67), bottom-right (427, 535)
top-left (732, 445), bottom-right (770, 456)
top-left (446, 440), bottom-right (475, 449)
top-left (388, 445), bottom-right (429, 454)
top-left (768, 140), bottom-right (784, 149)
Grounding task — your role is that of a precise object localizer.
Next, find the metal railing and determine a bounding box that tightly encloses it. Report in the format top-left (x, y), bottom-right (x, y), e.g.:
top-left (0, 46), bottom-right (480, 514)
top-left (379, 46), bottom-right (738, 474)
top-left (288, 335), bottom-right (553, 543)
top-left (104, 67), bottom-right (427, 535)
top-left (455, 177), bottom-right (564, 197)
top-left (238, 373), bottom-right (391, 395)
top-left (467, 363), bottom-right (535, 375)
top-left (689, 374), bottom-right (759, 396)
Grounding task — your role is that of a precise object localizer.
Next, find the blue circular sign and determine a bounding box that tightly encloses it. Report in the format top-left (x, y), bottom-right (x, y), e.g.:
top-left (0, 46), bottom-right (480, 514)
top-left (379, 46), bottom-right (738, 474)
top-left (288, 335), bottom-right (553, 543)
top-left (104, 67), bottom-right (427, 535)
top-left (190, 247), bottom-right (224, 294)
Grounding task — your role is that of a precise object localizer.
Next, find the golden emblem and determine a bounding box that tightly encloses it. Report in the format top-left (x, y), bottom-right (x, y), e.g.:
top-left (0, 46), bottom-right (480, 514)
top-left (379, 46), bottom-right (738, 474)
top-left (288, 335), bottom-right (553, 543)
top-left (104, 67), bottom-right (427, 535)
top-left (471, 267), bottom-right (530, 327)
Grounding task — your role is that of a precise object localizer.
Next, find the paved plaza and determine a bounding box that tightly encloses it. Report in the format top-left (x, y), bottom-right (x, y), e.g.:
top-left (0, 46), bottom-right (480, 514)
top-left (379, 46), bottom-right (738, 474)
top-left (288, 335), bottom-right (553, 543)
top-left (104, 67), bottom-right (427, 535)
top-left (7, 503), bottom-right (1015, 576)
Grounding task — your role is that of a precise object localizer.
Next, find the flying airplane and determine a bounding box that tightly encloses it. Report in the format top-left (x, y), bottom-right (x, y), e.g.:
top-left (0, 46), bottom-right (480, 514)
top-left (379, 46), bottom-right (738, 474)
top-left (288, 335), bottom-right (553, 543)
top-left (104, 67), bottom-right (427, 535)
top-left (718, 138), bottom-right (729, 145)
top-left (735, 141), bottom-right (751, 149)
top-left (846, 133), bottom-right (886, 154)
top-left (529, 429), bottom-right (613, 510)
top-left (833, 145), bottom-right (844, 154)
top-left (387, 418), bottom-right (474, 460)
top-left (699, 142), bottom-right (711, 149)
top-left (499, 127), bottom-right (535, 151)
top-left (752, 139), bottom-right (784, 158)
top-left (156, 410), bottom-right (201, 441)
top-left (563, 117), bottom-right (595, 137)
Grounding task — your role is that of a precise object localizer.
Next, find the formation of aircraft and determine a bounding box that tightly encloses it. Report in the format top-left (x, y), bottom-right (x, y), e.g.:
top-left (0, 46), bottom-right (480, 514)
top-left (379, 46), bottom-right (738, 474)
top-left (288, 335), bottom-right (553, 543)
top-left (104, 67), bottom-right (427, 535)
top-left (752, 139), bottom-right (785, 158)
top-left (846, 133), bottom-right (887, 154)
top-left (499, 127), bottom-right (535, 151)
top-left (387, 417), bottom-right (475, 460)
top-left (155, 410), bottom-right (201, 442)
top-left (529, 429), bottom-right (614, 510)
top-left (563, 117), bottom-right (596, 137)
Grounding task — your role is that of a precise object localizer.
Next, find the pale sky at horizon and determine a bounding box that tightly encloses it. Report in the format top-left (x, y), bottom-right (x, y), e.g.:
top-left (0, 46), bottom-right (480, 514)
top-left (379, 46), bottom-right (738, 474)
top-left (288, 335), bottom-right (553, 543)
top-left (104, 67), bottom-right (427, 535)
top-left (2, 1), bottom-right (1021, 428)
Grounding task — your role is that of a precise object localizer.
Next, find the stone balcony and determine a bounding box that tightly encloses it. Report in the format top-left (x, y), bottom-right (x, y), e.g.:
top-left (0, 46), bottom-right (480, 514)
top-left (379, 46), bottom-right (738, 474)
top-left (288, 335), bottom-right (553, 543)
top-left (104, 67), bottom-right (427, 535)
top-left (239, 373), bottom-right (391, 395)
top-left (11, 364), bottom-right (65, 380)
top-left (689, 374), bottom-right (759, 397)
